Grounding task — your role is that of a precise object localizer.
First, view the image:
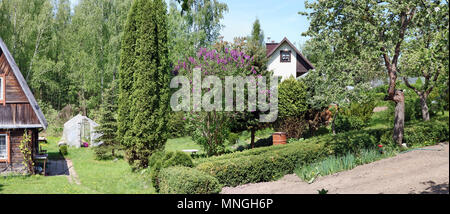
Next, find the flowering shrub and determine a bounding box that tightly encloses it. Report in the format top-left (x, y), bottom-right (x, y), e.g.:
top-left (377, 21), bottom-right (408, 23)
top-left (173, 46), bottom-right (274, 156)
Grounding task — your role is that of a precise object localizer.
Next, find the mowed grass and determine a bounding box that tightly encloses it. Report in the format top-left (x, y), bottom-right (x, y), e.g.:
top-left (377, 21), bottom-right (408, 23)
top-left (0, 174), bottom-right (94, 194)
top-left (166, 137), bottom-right (201, 152)
top-left (164, 128), bottom-right (275, 154)
top-left (0, 136), bottom-right (155, 194)
top-left (66, 147), bottom-right (155, 194)
top-left (0, 136), bottom-right (93, 194)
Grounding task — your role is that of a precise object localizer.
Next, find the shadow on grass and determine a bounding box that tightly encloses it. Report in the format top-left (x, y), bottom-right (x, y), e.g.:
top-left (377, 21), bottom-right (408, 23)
top-left (235, 136), bottom-right (273, 152)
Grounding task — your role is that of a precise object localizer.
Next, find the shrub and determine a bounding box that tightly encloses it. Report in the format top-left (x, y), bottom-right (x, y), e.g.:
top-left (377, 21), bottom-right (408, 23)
top-left (227, 133), bottom-right (239, 146)
top-left (380, 119), bottom-right (449, 147)
top-left (148, 151), bottom-right (194, 191)
top-left (334, 114), bottom-right (366, 133)
top-left (324, 131), bottom-right (379, 156)
top-left (94, 146), bottom-right (113, 160)
top-left (340, 101), bottom-right (376, 123)
top-left (275, 116), bottom-right (308, 139)
top-left (59, 145), bottom-right (68, 156)
top-left (278, 77), bottom-right (308, 118)
top-left (159, 166), bottom-right (222, 194)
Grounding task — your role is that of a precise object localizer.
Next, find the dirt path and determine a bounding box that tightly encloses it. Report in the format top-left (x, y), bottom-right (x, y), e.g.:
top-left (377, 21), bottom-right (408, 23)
top-left (65, 158), bottom-right (81, 185)
top-left (221, 143), bottom-right (449, 194)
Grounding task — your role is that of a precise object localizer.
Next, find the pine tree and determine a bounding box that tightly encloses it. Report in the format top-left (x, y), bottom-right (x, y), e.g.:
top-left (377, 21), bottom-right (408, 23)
top-left (95, 81), bottom-right (119, 157)
top-left (250, 18), bottom-right (264, 46)
top-left (119, 0), bottom-right (171, 169)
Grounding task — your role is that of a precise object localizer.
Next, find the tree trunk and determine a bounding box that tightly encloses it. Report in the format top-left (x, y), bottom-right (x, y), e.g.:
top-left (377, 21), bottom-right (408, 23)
top-left (250, 128), bottom-right (256, 149)
top-left (393, 90), bottom-right (405, 146)
top-left (419, 94), bottom-right (430, 121)
top-left (331, 111), bottom-right (338, 135)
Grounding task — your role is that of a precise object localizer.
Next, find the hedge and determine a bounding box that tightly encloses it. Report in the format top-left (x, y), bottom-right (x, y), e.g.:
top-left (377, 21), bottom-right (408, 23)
top-left (196, 143), bottom-right (327, 187)
top-left (159, 166), bottom-right (222, 194)
top-left (148, 151), bottom-right (194, 191)
top-left (195, 118), bottom-right (448, 187)
top-left (193, 135), bottom-right (329, 166)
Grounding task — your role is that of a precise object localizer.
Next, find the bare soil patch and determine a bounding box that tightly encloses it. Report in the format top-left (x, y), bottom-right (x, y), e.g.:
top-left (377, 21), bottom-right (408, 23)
top-left (221, 143), bottom-right (449, 194)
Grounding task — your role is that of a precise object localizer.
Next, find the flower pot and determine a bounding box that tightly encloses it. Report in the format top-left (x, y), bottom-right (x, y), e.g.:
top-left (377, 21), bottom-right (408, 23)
top-left (272, 132), bottom-right (287, 145)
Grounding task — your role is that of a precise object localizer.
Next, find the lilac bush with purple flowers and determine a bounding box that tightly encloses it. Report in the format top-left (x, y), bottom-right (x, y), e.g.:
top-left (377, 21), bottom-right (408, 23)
top-left (172, 45), bottom-right (273, 156)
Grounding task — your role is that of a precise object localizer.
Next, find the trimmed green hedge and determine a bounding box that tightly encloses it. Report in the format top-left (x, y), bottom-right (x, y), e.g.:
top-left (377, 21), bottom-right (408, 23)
top-left (196, 143), bottom-right (326, 187)
top-left (148, 151), bottom-right (194, 191)
top-left (195, 118), bottom-right (448, 187)
top-left (159, 166), bottom-right (222, 194)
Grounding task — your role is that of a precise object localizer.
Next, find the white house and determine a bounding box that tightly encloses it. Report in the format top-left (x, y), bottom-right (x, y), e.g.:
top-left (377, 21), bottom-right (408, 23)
top-left (266, 37), bottom-right (314, 81)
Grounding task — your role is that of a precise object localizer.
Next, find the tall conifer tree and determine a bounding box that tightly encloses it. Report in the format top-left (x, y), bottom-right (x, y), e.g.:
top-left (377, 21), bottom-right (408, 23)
top-left (119, 0), bottom-right (171, 169)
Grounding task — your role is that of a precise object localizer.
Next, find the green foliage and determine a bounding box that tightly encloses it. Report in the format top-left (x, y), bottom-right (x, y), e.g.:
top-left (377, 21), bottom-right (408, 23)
top-left (296, 149), bottom-right (397, 183)
top-left (93, 145), bottom-right (117, 160)
top-left (194, 115), bottom-right (448, 187)
top-left (167, 112), bottom-right (188, 138)
top-left (250, 18), bottom-right (264, 46)
top-left (19, 131), bottom-right (34, 174)
top-left (148, 151), bottom-right (194, 191)
top-left (334, 114), bottom-right (365, 133)
top-left (227, 133), bottom-right (239, 146)
top-left (119, 0), bottom-right (172, 169)
top-left (276, 78), bottom-right (310, 138)
top-left (340, 101), bottom-right (376, 124)
top-left (159, 166), bottom-right (222, 194)
top-left (59, 145), bottom-right (68, 156)
top-left (380, 119), bottom-right (449, 147)
top-left (318, 189), bottom-right (328, 194)
top-left (94, 81), bottom-right (119, 159)
top-left (196, 143), bottom-right (326, 187)
top-left (278, 77), bottom-right (308, 118)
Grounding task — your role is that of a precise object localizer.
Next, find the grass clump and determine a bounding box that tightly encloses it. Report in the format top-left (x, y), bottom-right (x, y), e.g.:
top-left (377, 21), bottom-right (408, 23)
top-left (295, 149), bottom-right (397, 183)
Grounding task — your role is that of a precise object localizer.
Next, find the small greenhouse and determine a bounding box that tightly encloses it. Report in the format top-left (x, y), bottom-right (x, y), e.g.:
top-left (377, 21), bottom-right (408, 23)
top-left (62, 114), bottom-right (103, 148)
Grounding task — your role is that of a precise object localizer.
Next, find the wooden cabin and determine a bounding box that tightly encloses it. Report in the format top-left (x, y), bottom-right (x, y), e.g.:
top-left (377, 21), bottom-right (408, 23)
top-left (0, 37), bottom-right (48, 174)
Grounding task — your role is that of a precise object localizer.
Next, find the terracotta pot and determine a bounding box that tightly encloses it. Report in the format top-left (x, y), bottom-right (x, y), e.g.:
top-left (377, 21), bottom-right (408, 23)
top-left (272, 132), bottom-right (287, 145)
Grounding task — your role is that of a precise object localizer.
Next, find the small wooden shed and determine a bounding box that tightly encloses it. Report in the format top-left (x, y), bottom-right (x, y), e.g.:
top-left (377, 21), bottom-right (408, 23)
top-left (0, 37), bottom-right (48, 174)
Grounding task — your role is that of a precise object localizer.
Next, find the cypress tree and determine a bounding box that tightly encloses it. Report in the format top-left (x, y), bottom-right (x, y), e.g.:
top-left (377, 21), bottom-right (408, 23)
top-left (118, 0), bottom-right (139, 155)
top-left (120, 0), bottom-right (171, 169)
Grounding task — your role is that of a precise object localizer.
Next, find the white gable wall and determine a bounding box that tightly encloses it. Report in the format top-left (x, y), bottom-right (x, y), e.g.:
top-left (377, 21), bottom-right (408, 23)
top-left (267, 43), bottom-right (297, 81)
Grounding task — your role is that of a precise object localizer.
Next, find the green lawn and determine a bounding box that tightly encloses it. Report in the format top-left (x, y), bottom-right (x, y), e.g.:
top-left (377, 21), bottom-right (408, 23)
top-left (1, 137), bottom-right (155, 194)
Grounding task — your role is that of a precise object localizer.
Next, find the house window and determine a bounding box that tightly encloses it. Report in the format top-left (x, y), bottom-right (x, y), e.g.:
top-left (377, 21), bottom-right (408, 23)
top-left (280, 50), bottom-right (291, 62)
top-left (0, 134), bottom-right (7, 160)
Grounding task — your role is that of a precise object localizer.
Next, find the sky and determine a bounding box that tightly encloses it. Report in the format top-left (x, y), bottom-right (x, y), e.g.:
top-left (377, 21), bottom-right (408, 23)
top-left (70, 0), bottom-right (312, 47)
top-left (219, 0), bottom-right (311, 47)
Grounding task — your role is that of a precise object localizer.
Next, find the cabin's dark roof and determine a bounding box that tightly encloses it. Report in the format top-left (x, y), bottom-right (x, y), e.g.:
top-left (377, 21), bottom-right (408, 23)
top-left (266, 37), bottom-right (314, 69)
top-left (0, 37), bottom-right (48, 129)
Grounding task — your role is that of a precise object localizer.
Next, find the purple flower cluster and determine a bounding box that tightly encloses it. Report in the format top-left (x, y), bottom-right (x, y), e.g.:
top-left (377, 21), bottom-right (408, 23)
top-left (174, 47), bottom-right (255, 77)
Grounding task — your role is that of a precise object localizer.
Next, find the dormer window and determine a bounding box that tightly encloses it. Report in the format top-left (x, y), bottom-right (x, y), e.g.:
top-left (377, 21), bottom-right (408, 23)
top-left (280, 50), bottom-right (291, 62)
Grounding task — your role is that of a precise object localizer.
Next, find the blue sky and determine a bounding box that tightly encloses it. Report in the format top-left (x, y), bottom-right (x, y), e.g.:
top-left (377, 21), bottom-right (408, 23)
top-left (219, 0), bottom-right (311, 47)
top-left (70, 0), bottom-right (311, 47)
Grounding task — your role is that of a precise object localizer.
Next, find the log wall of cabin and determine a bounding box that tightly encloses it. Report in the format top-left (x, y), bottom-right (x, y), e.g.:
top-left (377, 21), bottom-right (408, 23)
top-left (0, 129), bottom-right (38, 173)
